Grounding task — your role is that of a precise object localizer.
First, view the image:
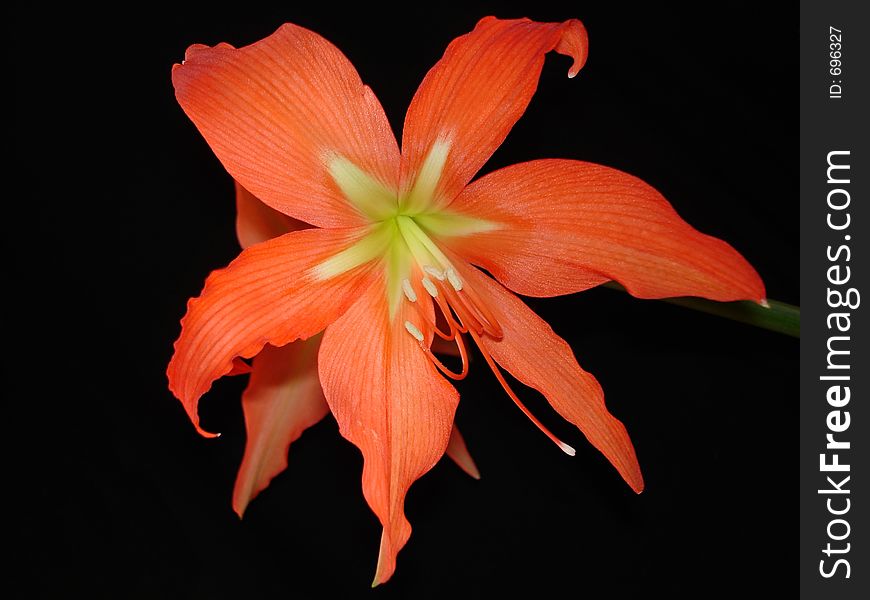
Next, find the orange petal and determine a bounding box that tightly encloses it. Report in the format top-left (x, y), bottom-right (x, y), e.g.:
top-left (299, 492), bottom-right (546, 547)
top-left (233, 338), bottom-right (328, 517)
top-left (446, 424), bottom-right (480, 480)
top-left (455, 260), bottom-right (644, 493)
top-left (318, 281), bottom-right (459, 585)
top-left (235, 181), bottom-right (308, 249)
top-left (167, 226), bottom-right (378, 436)
top-left (173, 24), bottom-right (400, 228)
top-left (443, 159), bottom-right (765, 301)
top-left (400, 17), bottom-right (588, 207)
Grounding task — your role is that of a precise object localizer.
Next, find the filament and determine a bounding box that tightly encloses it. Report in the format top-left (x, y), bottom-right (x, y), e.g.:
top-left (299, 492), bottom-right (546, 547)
top-left (404, 271), bottom-right (573, 456)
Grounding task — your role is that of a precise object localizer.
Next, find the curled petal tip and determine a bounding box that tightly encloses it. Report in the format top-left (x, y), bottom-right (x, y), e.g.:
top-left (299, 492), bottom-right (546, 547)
top-left (194, 423), bottom-right (221, 439)
top-left (558, 19), bottom-right (589, 78)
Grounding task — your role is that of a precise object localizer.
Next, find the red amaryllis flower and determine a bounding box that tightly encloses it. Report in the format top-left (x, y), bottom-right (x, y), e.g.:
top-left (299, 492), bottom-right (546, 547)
top-left (168, 17), bottom-right (764, 584)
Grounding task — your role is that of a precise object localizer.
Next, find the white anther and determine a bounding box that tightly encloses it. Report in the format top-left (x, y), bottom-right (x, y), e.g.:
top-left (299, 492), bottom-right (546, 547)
top-left (445, 267), bottom-right (463, 291)
top-left (423, 265), bottom-right (446, 281)
top-left (402, 278), bottom-right (417, 302)
top-left (404, 321), bottom-right (424, 342)
top-left (558, 441), bottom-right (577, 456)
top-left (421, 277), bottom-right (439, 298)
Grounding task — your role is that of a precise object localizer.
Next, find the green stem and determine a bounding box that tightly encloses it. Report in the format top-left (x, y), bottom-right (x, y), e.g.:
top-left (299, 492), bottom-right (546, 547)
top-left (603, 282), bottom-right (800, 338)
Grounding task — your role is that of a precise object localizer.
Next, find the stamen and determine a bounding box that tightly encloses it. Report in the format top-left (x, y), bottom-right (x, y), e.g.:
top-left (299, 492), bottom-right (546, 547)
top-left (454, 283), bottom-right (503, 340)
top-left (401, 278), bottom-right (417, 303)
top-left (445, 267), bottom-right (463, 291)
top-left (421, 277), bottom-right (439, 298)
top-left (558, 442), bottom-right (577, 456)
top-left (414, 297), bottom-right (470, 379)
top-left (423, 265), bottom-right (446, 281)
top-left (404, 321), bottom-right (424, 342)
top-left (426, 284), bottom-right (469, 338)
top-left (423, 333), bottom-right (469, 381)
top-left (407, 267), bottom-right (566, 456)
top-left (441, 283), bottom-right (491, 338)
top-left (423, 311), bottom-right (454, 340)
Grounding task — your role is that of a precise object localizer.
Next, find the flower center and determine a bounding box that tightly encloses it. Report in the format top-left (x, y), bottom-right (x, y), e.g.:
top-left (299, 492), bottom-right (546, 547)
top-left (317, 142), bottom-right (498, 315)
top-left (316, 145), bottom-right (576, 455)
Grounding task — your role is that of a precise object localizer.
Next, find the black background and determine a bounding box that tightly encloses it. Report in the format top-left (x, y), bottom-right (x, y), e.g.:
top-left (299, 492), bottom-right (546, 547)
top-left (10, 2), bottom-right (797, 598)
